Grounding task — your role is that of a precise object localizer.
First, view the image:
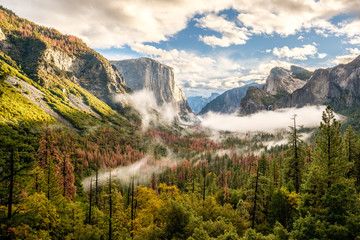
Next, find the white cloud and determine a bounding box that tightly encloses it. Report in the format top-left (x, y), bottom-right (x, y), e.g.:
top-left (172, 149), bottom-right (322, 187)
top-left (3, 0), bottom-right (360, 48)
top-left (2, 0), bottom-right (234, 48)
top-left (348, 36), bottom-right (360, 45)
top-left (196, 13), bottom-right (250, 47)
top-left (317, 53), bottom-right (327, 59)
top-left (334, 48), bottom-right (360, 64)
top-left (297, 36), bottom-right (304, 40)
top-left (272, 44), bottom-right (318, 60)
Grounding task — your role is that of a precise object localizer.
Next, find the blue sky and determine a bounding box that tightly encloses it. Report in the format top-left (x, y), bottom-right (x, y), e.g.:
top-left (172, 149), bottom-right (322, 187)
top-left (3, 0), bottom-right (360, 97)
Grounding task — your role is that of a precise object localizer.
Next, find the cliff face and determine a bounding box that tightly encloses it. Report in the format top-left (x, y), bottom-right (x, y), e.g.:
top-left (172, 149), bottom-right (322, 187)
top-left (275, 68), bottom-right (330, 108)
top-left (263, 67), bottom-right (307, 95)
top-left (276, 57), bottom-right (360, 110)
top-left (112, 58), bottom-right (193, 115)
top-left (199, 83), bottom-right (260, 115)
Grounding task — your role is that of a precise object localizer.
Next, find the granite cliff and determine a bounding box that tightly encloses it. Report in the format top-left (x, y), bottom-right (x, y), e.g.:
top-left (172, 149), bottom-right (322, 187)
top-left (112, 58), bottom-right (193, 117)
top-left (263, 66), bottom-right (308, 95)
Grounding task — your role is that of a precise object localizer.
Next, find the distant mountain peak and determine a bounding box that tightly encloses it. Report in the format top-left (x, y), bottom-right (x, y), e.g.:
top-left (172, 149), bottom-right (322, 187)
top-left (199, 82), bottom-right (261, 115)
top-left (187, 93), bottom-right (220, 114)
top-left (263, 66), bottom-right (311, 95)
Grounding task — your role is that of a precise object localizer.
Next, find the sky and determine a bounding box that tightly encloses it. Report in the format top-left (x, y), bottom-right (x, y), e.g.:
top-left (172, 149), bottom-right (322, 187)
top-left (3, 0), bottom-right (360, 97)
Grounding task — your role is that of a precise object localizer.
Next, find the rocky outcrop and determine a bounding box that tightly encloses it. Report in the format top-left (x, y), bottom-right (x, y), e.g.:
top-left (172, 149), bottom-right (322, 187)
top-left (263, 67), bottom-right (308, 95)
top-left (112, 58), bottom-right (193, 115)
top-left (42, 48), bottom-right (130, 106)
top-left (187, 93), bottom-right (220, 114)
top-left (199, 83), bottom-right (261, 115)
top-left (0, 28), bottom-right (6, 41)
top-left (240, 87), bottom-right (275, 115)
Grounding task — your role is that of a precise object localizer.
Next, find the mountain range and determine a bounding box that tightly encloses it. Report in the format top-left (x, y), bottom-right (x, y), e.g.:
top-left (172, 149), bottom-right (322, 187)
top-left (240, 58), bottom-right (360, 115)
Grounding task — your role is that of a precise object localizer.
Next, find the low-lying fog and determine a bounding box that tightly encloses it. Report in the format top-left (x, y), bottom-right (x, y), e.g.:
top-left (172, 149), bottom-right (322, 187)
top-left (200, 105), bottom-right (343, 133)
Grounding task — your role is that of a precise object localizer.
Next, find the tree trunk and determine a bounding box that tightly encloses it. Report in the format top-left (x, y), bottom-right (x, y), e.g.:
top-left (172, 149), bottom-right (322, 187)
top-left (131, 176), bottom-right (134, 237)
top-left (251, 165), bottom-right (260, 229)
top-left (89, 178), bottom-right (92, 225)
top-left (109, 171), bottom-right (112, 240)
top-left (7, 149), bottom-right (14, 220)
top-left (203, 166), bottom-right (206, 201)
top-left (95, 167), bottom-right (98, 206)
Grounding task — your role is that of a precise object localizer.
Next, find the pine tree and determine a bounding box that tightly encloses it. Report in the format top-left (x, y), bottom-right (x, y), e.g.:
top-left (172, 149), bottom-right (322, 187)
top-left (109, 171), bottom-right (112, 240)
top-left (248, 154), bottom-right (270, 229)
top-left (0, 128), bottom-right (32, 221)
top-left (343, 126), bottom-right (358, 179)
top-left (284, 115), bottom-right (305, 193)
top-left (37, 127), bottom-right (60, 200)
top-left (302, 106), bottom-right (348, 214)
top-left (57, 153), bottom-right (76, 199)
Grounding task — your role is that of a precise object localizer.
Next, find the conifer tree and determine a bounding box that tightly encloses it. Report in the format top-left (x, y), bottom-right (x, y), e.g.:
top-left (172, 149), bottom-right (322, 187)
top-left (302, 106), bottom-right (348, 214)
top-left (248, 154), bottom-right (270, 229)
top-left (284, 115), bottom-right (305, 193)
top-left (57, 153), bottom-right (76, 199)
top-left (109, 171), bottom-right (112, 240)
top-left (37, 127), bottom-right (60, 200)
top-left (343, 126), bottom-right (358, 179)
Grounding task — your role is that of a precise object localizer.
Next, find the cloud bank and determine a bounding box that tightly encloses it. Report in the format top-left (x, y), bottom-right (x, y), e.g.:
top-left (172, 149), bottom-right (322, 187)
top-left (3, 0), bottom-right (360, 49)
top-left (200, 106), bottom-right (343, 133)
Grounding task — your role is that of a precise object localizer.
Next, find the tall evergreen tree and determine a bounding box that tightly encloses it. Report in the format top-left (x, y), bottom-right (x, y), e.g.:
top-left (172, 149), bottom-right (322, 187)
top-left (247, 155), bottom-right (270, 229)
top-left (57, 153), bottom-right (76, 199)
top-left (37, 127), bottom-right (60, 200)
top-left (343, 126), bottom-right (358, 179)
top-left (284, 115), bottom-right (305, 193)
top-left (302, 106), bottom-right (349, 214)
top-left (0, 127), bottom-right (33, 221)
